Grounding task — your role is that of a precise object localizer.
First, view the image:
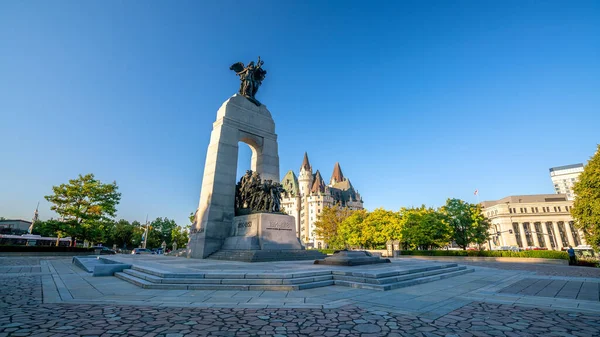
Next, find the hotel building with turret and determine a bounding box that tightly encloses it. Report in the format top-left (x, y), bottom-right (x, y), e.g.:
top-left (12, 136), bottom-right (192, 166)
top-left (280, 153), bottom-right (364, 248)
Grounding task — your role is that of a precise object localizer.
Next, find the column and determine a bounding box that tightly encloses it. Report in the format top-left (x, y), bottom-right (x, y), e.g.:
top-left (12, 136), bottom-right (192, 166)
top-left (552, 221), bottom-right (564, 250)
top-left (530, 223), bottom-right (540, 247)
top-left (540, 223), bottom-right (553, 249)
top-left (564, 220), bottom-right (576, 247)
top-left (519, 223), bottom-right (527, 247)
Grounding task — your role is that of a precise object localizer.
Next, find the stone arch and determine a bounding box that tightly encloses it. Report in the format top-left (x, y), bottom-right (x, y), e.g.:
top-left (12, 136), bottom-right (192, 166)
top-left (189, 94), bottom-right (280, 258)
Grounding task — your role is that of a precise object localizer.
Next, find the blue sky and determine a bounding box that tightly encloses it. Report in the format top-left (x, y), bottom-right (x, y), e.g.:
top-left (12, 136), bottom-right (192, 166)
top-left (1, 1), bottom-right (599, 227)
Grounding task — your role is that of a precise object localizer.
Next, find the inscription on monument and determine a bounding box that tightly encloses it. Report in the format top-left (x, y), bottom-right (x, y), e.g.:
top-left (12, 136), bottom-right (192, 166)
top-left (237, 221), bottom-right (252, 228)
top-left (190, 227), bottom-right (204, 234)
top-left (266, 221), bottom-right (293, 231)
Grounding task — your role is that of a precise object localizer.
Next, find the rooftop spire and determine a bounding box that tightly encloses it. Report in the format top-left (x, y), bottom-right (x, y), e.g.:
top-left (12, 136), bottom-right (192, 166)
top-left (311, 170), bottom-right (326, 193)
top-left (330, 162), bottom-right (345, 185)
top-left (300, 152), bottom-right (311, 172)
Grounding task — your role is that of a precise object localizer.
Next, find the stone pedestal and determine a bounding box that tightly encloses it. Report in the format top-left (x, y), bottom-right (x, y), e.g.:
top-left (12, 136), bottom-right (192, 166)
top-left (222, 213), bottom-right (303, 250)
top-left (314, 250), bottom-right (391, 266)
top-left (188, 94), bottom-right (280, 259)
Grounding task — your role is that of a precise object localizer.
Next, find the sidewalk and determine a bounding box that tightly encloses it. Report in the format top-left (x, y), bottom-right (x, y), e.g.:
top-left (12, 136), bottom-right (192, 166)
top-left (41, 257), bottom-right (600, 319)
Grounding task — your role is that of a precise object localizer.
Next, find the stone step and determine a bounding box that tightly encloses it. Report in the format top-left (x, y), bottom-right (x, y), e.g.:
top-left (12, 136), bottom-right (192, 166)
top-left (131, 265), bottom-right (332, 280)
top-left (124, 268), bottom-right (332, 285)
top-left (334, 268), bottom-right (474, 291)
top-left (333, 266), bottom-right (465, 285)
top-left (115, 270), bottom-right (334, 291)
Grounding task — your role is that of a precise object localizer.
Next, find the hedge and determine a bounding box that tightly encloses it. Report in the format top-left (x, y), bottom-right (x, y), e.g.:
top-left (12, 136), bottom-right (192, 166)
top-left (0, 246), bottom-right (95, 253)
top-left (399, 250), bottom-right (569, 260)
top-left (316, 249), bottom-right (337, 255)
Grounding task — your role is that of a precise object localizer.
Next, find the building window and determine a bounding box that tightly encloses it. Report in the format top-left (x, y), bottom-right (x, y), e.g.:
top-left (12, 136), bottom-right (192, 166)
top-left (512, 208), bottom-right (517, 213)
top-left (509, 208), bottom-right (513, 214)
top-left (524, 208), bottom-right (527, 213)
top-left (492, 224), bottom-right (500, 246)
top-left (535, 207), bottom-right (539, 213)
top-left (569, 221), bottom-right (581, 246)
top-left (558, 206), bottom-right (562, 212)
top-left (512, 223), bottom-right (523, 248)
top-left (557, 221), bottom-right (569, 247)
top-left (520, 208), bottom-right (523, 213)
top-left (523, 222), bottom-right (534, 247)
top-left (545, 222), bottom-right (556, 249)
top-left (534, 222), bottom-right (545, 248)
top-left (554, 207), bottom-right (557, 212)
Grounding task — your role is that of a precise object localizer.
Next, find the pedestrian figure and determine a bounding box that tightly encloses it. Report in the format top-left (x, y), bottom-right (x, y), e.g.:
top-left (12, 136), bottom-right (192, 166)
top-left (567, 245), bottom-right (576, 265)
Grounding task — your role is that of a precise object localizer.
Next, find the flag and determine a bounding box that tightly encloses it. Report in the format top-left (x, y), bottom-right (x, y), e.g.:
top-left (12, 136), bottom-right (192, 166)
top-left (474, 189), bottom-right (478, 196)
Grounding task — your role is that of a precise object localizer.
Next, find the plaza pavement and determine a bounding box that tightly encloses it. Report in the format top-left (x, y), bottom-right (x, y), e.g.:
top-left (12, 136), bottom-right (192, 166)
top-left (1, 255), bottom-right (599, 336)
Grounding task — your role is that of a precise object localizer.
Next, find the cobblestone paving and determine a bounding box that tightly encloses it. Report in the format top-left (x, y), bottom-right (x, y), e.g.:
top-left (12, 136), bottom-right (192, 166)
top-left (0, 275), bottom-right (42, 308)
top-left (1, 256), bottom-right (600, 336)
top-left (1, 301), bottom-right (599, 336)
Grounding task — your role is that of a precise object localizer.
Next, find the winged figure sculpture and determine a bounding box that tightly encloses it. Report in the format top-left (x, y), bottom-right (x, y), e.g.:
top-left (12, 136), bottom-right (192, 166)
top-left (230, 57), bottom-right (267, 106)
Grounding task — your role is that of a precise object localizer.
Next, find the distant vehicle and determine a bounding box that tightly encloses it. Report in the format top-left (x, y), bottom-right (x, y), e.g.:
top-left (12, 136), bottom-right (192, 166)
top-left (492, 246), bottom-right (520, 252)
top-left (0, 234), bottom-right (71, 247)
top-left (91, 246), bottom-right (116, 255)
top-left (562, 245), bottom-right (597, 258)
top-left (524, 246), bottom-right (548, 251)
top-left (131, 248), bottom-right (153, 255)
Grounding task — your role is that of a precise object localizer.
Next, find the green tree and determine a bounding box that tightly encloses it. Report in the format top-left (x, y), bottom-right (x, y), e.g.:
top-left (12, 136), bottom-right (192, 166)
top-left (338, 209), bottom-right (368, 248)
top-left (150, 217), bottom-right (178, 246)
top-left (400, 206), bottom-right (451, 250)
top-left (111, 219), bottom-right (136, 249)
top-left (442, 198), bottom-right (491, 250)
top-left (130, 221), bottom-right (145, 248)
top-left (31, 219), bottom-right (62, 238)
top-left (359, 208), bottom-right (402, 249)
top-left (171, 225), bottom-right (189, 248)
top-left (44, 173), bottom-right (121, 246)
top-left (572, 145), bottom-right (600, 250)
top-left (314, 204), bottom-right (353, 249)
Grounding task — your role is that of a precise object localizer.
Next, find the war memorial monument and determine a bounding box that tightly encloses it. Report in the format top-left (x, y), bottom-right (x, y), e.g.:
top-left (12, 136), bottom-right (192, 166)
top-left (76, 58), bottom-right (474, 292)
top-left (186, 57), bottom-right (324, 261)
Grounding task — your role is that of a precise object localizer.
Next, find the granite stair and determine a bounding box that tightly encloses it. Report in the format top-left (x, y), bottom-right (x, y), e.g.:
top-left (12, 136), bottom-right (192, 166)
top-left (114, 263), bottom-right (474, 291)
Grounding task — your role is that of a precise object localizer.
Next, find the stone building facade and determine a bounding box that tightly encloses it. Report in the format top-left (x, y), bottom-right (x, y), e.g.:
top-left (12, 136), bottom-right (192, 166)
top-left (480, 194), bottom-right (586, 251)
top-left (280, 153), bottom-right (363, 248)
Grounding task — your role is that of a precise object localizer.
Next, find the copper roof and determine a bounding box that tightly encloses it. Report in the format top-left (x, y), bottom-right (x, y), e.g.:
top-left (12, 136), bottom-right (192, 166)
top-left (311, 170), bottom-right (326, 193)
top-left (300, 152), bottom-right (311, 172)
top-left (330, 162), bottom-right (344, 185)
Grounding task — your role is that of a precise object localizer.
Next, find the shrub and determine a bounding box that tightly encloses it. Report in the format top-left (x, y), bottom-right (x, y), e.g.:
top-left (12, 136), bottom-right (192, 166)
top-left (398, 250), bottom-right (569, 260)
top-left (317, 249), bottom-right (337, 255)
top-left (575, 257), bottom-right (600, 268)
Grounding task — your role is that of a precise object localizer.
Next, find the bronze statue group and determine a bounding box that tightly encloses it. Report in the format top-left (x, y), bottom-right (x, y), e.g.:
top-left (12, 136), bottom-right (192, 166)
top-left (235, 170), bottom-right (284, 214)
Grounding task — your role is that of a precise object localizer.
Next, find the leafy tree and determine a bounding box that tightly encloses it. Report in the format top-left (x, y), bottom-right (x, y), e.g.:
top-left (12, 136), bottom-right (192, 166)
top-left (572, 145), bottom-right (600, 250)
top-left (31, 219), bottom-right (61, 238)
top-left (130, 221), bottom-right (145, 248)
top-left (171, 225), bottom-right (189, 248)
top-left (442, 198), bottom-right (491, 250)
top-left (400, 206), bottom-right (451, 250)
top-left (314, 204), bottom-right (353, 249)
top-left (150, 217), bottom-right (178, 246)
top-left (44, 173), bottom-right (121, 246)
top-left (338, 209), bottom-right (368, 248)
top-left (360, 208), bottom-right (402, 249)
top-left (111, 219), bottom-right (136, 249)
